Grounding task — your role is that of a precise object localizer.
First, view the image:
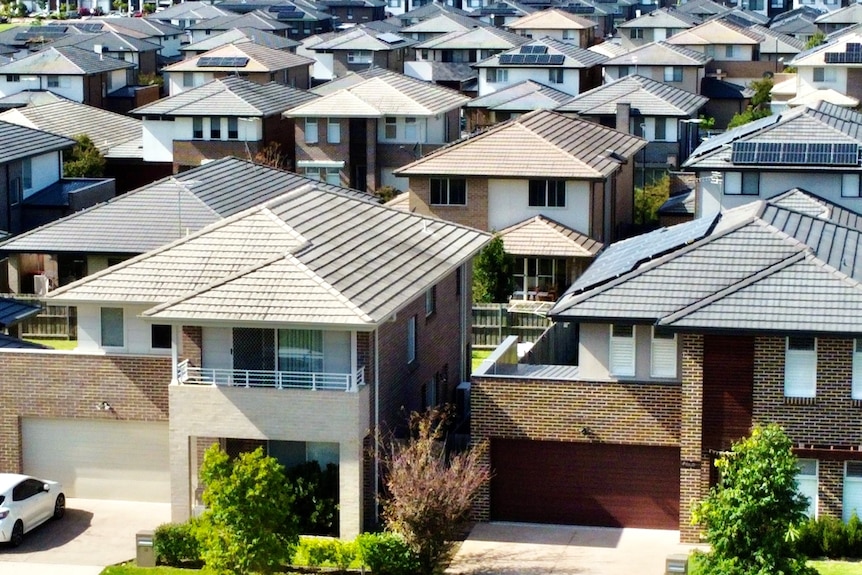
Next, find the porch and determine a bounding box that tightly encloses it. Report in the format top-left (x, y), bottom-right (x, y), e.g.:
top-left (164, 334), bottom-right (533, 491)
top-left (176, 359), bottom-right (365, 392)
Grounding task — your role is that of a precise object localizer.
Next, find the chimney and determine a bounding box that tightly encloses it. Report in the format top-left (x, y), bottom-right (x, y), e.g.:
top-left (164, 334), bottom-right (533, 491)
top-left (616, 102), bottom-right (630, 134)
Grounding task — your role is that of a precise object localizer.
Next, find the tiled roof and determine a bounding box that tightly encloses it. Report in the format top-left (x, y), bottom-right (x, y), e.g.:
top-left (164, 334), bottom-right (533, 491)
top-left (556, 74), bottom-right (708, 116)
top-left (0, 120), bottom-right (75, 164)
top-left (673, 0), bottom-right (730, 18)
top-left (0, 157), bottom-right (373, 255)
top-left (0, 45), bottom-right (135, 75)
top-left (0, 297), bottom-right (41, 327)
top-left (499, 215), bottom-right (601, 257)
top-left (395, 109), bottom-right (647, 179)
top-left (145, 1), bottom-right (236, 21)
top-left (588, 41), bottom-right (629, 59)
top-left (617, 8), bottom-right (699, 29)
top-left (603, 41), bottom-right (710, 67)
top-left (400, 12), bottom-right (479, 34)
top-left (658, 189), bottom-right (695, 216)
top-left (473, 36), bottom-right (607, 69)
top-left (48, 184), bottom-right (490, 327)
top-left (285, 69), bottom-right (469, 117)
top-left (749, 24), bottom-right (804, 53)
top-left (465, 80), bottom-right (571, 111)
top-left (700, 77), bottom-right (754, 99)
top-left (163, 40), bottom-right (313, 72)
top-left (665, 18), bottom-right (762, 46)
top-left (98, 17), bottom-right (184, 39)
top-left (181, 27), bottom-right (300, 52)
top-left (132, 76), bottom-right (317, 117)
top-left (186, 11), bottom-right (290, 32)
top-left (815, 2), bottom-right (862, 24)
top-left (310, 25), bottom-right (415, 51)
top-left (0, 100), bottom-right (141, 157)
top-left (791, 29), bottom-right (862, 66)
top-left (47, 30), bottom-right (162, 53)
top-left (506, 8), bottom-right (596, 30)
top-left (413, 25), bottom-right (527, 50)
top-left (787, 88), bottom-right (859, 108)
top-left (550, 191), bottom-right (862, 334)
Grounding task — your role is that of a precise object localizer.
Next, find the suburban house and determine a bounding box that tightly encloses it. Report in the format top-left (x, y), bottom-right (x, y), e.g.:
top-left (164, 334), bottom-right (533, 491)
top-left (181, 27), bottom-right (301, 58)
top-left (185, 11), bottom-right (292, 44)
top-left (463, 79), bottom-right (571, 130)
top-left (13, 170), bottom-right (489, 542)
top-left (468, 1), bottom-right (534, 28)
top-left (505, 9), bottom-right (597, 47)
top-left (699, 76), bottom-right (754, 129)
top-left (161, 41), bottom-right (314, 96)
top-left (616, 8), bottom-right (700, 51)
top-left (0, 120), bottom-right (115, 238)
top-left (411, 25), bottom-right (528, 67)
top-left (47, 31), bottom-right (162, 77)
top-left (673, 0), bottom-right (730, 22)
top-left (284, 69), bottom-right (469, 192)
top-left (388, 1), bottom-right (474, 28)
top-left (683, 100), bottom-right (862, 218)
top-left (0, 46), bottom-right (135, 109)
top-left (768, 6), bottom-right (823, 44)
top-left (394, 109), bottom-right (647, 298)
top-left (815, 4), bottom-right (862, 35)
top-left (555, 74), bottom-right (708, 178)
top-left (93, 18), bottom-right (185, 60)
top-left (788, 27), bottom-right (862, 103)
top-left (470, 189), bottom-right (862, 542)
top-left (473, 36), bottom-right (606, 97)
top-left (144, 1), bottom-right (237, 31)
top-left (0, 99), bottom-right (171, 193)
top-left (303, 24), bottom-right (416, 80)
top-left (399, 11), bottom-right (480, 43)
top-left (602, 41), bottom-right (711, 97)
top-left (131, 76), bottom-right (317, 172)
top-left (316, 0), bottom-right (387, 24)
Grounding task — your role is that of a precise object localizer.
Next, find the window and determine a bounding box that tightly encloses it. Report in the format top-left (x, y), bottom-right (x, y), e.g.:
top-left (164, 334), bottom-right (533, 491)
top-left (853, 339), bottom-right (862, 399)
top-left (512, 257), bottom-right (565, 298)
top-left (430, 178), bottom-right (466, 205)
top-left (813, 67), bottom-right (836, 83)
top-left (324, 167), bottom-right (340, 185)
top-left (151, 324), bottom-right (172, 349)
top-left (549, 68), bottom-right (564, 84)
top-left (227, 117), bottom-right (239, 140)
top-left (407, 315), bottom-right (416, 364)
top-left (183, 71), bottom-right (194, 87)
top-left (404, 117), bottom-right (418, 140)
top-left (785, 336), bottom-right (816, 398)
top-left (6, 74), bottom-right (19, 82)
top-left (347, 50), bottom-right (372, 64)
top-left (650, 327), bottom-right (677, 378)
top-left (192, 117), bottom-right (203, 139)
top-left (725, 45), bottom-right (735, 58)
top-left (654, 117), bottom-right (667, 141)
top-left (528, 180), bottom-right (566, 207)
top-left (21, 157), bottom-right (31, 190)
top-left (425, 285), bottom-right (436, 317)
top-left (278, 329), bottom-right (323, 372)
top-left (796, 459), bottom-right (818, 518)
top-left (629, 28), bottom-right (644, 39)
top-left (704, 45), bottom-right (716, 58)
top-left (843, 174), bottom-right (861, 198)
top-left (562, 29), bottom-right (576, 40)
top-left (47, 76), bottom-right (60, 88)
top-left (420, 49), bottom-right (429, 60)
top-left (100, 307), bottom-right (124, 348)
top-left (384, 117), bottom-right (397, 139)
top-left (210, 117), bottom-right (221, 139)
top-left (305, 118), bottom-right (318, 144)
top-left (13, 478), bottom-right (45, 501)
top-left (845, 462), bottom-right (862, 522)
top-left (663, 66), bottom-right (682, 82)
top-left (486, 68), bottom-right (508, 83)
top-left (609, 324), bottom-right (635, 377)
top-left (327, 118), bottom-right (340, 144)
top-left (618, 65), bottom-right (630, 77)
top-left (388, 0), bottom-right (401, 7)
top-left (723, 171), bottom-right (759, 195)
top-left (9, 177), bottom-right (21, 205)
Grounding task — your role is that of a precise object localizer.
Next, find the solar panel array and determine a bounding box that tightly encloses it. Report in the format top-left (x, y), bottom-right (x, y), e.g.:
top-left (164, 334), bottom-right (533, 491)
top-left (520, 45), bottom-right (549, 54)
top-left (499, 53), bottom-right (565, 65)
top-left (824, 42), bottom-right (862, 64)
top-left (376, 32), bottom-right (405, 44)
top-left (15, 30), bottom-right (67, 41)
top-left (565, 5), bottom-right (595, 14)
top-left (268, 5), bottom-right (304, 19)
top-left (198, 56), bottom-right (250, 67)
top-left (731, 141), bottom-right (860, 166)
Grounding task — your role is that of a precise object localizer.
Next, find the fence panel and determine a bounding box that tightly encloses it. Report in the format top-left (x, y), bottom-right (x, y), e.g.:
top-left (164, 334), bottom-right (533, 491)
top-left (16, 299), bottom-right (77, 340)
top-left (471, 304), bottom-right (551, 349)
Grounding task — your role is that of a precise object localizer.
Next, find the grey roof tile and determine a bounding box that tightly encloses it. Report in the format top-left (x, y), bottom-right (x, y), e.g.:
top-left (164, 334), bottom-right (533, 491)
top-left (0, 45), bottom-right (135, 75)
top-left (555, 74), bottom-right (708, 116)
top-left (0, 120), bottom-right (75, 163)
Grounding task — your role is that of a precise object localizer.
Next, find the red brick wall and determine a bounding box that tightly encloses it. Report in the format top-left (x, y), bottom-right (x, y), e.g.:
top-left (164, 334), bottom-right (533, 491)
top-left (262, 116), bottom-right (297, 169)
top-left (409, 177), bottom-right (489, 230)
top-left (182, 326), bottom-right (202, 367)
top-left (173, 140), bottom-right (261, 171)
top-left (0, 352), bottom-right (171, 473)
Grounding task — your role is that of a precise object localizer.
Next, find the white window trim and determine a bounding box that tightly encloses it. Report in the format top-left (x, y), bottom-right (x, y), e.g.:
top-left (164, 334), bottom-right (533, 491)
top-left (327, 118), bottom-right (341, 144)
top-left (100, 307), bottom-right (125, 350)
top-left (650, 327), bottom-right (677, 379)
top-left (784, 336), bottom-right (817, 398)
top-left (852, 339), bottom-right (862, 400)
top-left (407, 315), bottom-right (416, 364)
top-left (609, 324), bottom-right (636, 378)
top-left (796, 459), bottom-right (818, 519)
top-left (843, 461), bottom-right (862, 522)
top-left (305, 118), bottom-right (318, 144)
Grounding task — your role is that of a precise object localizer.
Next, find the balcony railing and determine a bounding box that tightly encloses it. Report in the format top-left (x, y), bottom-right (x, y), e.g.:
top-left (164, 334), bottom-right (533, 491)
top-left (176, 359), bottom-right (365, 392)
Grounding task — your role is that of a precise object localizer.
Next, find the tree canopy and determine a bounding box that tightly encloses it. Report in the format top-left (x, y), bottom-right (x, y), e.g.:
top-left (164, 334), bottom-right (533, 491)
top-left (473, 234), bottom-right (515, 303)
top-left (63, 134), bottom-right (106, 178)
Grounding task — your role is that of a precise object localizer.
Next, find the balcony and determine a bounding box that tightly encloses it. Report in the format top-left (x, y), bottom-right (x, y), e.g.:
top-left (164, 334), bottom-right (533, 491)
top-left (176, 359), bottom-right (365, 392)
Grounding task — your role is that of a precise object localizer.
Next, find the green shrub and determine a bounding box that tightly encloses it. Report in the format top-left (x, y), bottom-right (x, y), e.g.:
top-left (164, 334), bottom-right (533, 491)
top-left (356, 532), bottom-right (420, 575)
top-left (796, 517), bottom-right (824, 558)
top-left (154, 520), bottom-right (202, 567)
top-left (820, 516), bottom-right (848, 558)
top-left (846, 513), bottom-right (862, 558)
top-left (796, 514), bottom-right (862, 559)
top-left (298, 537), bottom-right (358, 570)
top-left (285, 460), bottom-right (339, 536)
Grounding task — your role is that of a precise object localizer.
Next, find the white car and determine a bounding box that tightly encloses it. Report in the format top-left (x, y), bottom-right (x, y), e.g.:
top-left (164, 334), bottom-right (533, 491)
top-left (0, 474), bottom-right (65, 547)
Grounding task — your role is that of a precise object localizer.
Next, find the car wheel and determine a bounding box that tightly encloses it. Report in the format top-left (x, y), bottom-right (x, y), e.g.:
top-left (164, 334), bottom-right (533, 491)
top-left (53, 494), bottom-right (65, 520)
top-left (10, 520), bottom-right (23, 548)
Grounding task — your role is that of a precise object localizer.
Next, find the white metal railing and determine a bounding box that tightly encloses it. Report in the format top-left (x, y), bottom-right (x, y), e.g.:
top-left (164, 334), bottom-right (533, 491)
top-left (176, 361), bottom-right (365, 392)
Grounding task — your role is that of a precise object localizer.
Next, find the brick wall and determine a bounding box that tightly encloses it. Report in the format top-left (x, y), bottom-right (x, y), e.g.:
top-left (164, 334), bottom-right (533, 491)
top-left (409, 176), bottom-right (489, 230)
top-left (680, 333), bottom-right (704, 543)
top-left (182, 326), bottom-right (202, 367)
top-left (295, 117), bottom-right (351, 186)
top-left (0, 351), bottom-right (171, 473)
top-left (173, 140), bottom-right (260, 172)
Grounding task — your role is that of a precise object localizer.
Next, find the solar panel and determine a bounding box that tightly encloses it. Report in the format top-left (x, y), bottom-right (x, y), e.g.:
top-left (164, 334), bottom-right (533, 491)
top-left (824, 42), bottom-right (862, 64)
top-left (731, 141), bottom-right (861, 166)
top-left (566, 5), bottom-right (595, 14)
top-left (197, 56), bottom-right (250, 67)
top-left (376, 32), bottom-right (404, 44)
top-left (519, 45), bottom-right (548, 54)
top-left (271, 9), bottom-right (304, 19)
top-left (499, 53), bottom-right (563, 65)
top-left (549, 54), bottom-right (564, 65)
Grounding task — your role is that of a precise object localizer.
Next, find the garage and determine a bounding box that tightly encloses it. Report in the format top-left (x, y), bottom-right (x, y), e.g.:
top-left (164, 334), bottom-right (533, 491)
top-left (22, 418), bottom-right (170, 502)
top-left (490, 439), bottom-right (680, 529)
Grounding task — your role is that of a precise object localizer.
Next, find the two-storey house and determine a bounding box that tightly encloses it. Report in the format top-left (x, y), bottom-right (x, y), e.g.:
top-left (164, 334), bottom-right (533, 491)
top-left (505, 9), bottom-right (597, 47)
top-left (181, 28), bottom-right (301, 59)
top-left (602, 41), bottom-right (711, 96)
top-left (665, 18), bottom-right (765, 85)
top-left (185, 10), bottom-right (292, 44)
top-left (304, 24), bottom-right (415, 81)
top-left (48, 30), bottom-right (162, 77)
top-left (463, 79), bottom-right (571, 130)
top-left (815, 3), bottom-right (862, 35)
top-left (616, 8), bottom-right (700, 51)
top-left (789, 28), bottom-right (862, 103)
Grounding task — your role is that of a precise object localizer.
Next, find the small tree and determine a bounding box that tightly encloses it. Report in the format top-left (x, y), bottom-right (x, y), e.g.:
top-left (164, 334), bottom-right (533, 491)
top-left (64, 134), bottom-right (106, 177)
top-left (634, 173), bottom-right (670, 226)
top-left (692, 424), bottom-right (817, 575)
top-left (473, 233), bottom-right (515, 303)
top-left (195, 445), bottom-right (299, 575)
top-left (728, 77), bottom-right (774, 129)
top-left (381, 409), bottom-right (491, 575)
top-left (805, 30), bottom-right (826, 50)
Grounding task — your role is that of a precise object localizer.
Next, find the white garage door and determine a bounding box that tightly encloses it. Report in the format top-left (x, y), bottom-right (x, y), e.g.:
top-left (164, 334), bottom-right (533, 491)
top-left (22, 418), bottom-right (170, 502)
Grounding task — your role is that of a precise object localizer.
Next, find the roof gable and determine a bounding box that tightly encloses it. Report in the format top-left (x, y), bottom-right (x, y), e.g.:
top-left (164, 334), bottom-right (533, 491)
top-left (506, 8), bottom-right (596, 30)
top-left (665, 18), bottom-right (761, 46)
top-left (556, 74), bottom-right (708, 116)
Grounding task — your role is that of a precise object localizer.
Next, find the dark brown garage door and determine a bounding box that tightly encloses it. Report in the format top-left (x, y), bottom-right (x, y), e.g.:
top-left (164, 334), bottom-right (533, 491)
top-left (490, 439), bottom-right (680, 529)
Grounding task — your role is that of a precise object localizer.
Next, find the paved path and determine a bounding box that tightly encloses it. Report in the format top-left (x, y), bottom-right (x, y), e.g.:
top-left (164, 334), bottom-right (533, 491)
top-left (446, 523), bottom-right (705, 575)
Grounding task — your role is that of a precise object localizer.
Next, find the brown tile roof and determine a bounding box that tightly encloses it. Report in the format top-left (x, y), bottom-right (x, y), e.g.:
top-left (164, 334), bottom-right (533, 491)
top-left (499, 215), bottom-right (601, 257)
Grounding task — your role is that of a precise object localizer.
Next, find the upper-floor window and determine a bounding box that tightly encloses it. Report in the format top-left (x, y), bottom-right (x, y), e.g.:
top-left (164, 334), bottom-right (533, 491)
top-left (228, 117), bottom-right (239, 140)
top-left (813, 67), bottom-right (837, 83)
top-left (430, 178), bottom-right (466, 205)
top-left (183, 71), bottom-right (194, 87)
top-left (193, 116), bottom-right (203, 139)
top-left (347, 50), bottom-right (372, 64)
top-left (617, 65), bottom-right (630, 77)
top-left (748, 0), bottom-right (763, 10)
top-left (407, 315), bottom-right (416, 364)
top-left (487, 68), bottom-right (508, 83)
top-left (210, 117), bottom-right (221, 139)
top-left (528, 179), bottom-right (566, 207)
top-left (549, 68), bottom-right (564, 84)
top-left (609, 324), bottom-right (635, 377)
top-left (724, 171), bottom-right (759, 196)
top-left (654, 117), bottom-right (667, 141)
top-left (21, 157), bottom-right (32, 191)
top-left (650, 327), bottom-right (677, 378)
top-left (784, 336), bottom-right (816, 398)
top-left (404, 117), bottom-right (418, 140)
top-left (796, 459), bottom-right (818, 518)
top-left (852, 339), bottom-right (862, 400)
top-left (725, 45), bottom-right (736, 58)
top-left (663, 66), bottom-right (682, 82)
top-left (327, 118), bottom-right (341, 144)
top-left (562, 29), bottom-right (576, 40)
top-left (629, 28), bottom-right (644, 39)
top-left (151, 324), bottom-right (172, 350)
top-left (842, 174), bottom-right (861, 198)
top-left (6, 74), bottom-right (20, 82)
top-left (100, 307), bottom-right (124, 348)
top-left (425, 285), bottom-right (436, 317)
top-left (47, 76), bottom-right (60, 88)
top-left (388, 0), bottom-right (401, 7)
top-left (384, 117), bottom-right (397, 139)
top-left (278, 329), bottom-right (324, 372)
top-left (305, 118), bottom-right (318, 144)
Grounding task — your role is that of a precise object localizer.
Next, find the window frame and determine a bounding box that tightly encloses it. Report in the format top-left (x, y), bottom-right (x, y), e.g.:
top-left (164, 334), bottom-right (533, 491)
top-left (663, 66), bottom-right (682, 82)
top-left (629, 28), bottom-right (644, 39)
top-left (852, 339), bottom-right (862, 400)
top-left (654, 117), bottom-right (667, 141)
top-left (796, 459), bottom-right (818, 518)
top-left (327, 118), bottom-right (341, 144)
top-left (650, 327), bottom-right (677, 379)
top-left (100, 307), bottom-right (125, 349)
top-left (305, 118), bottom-right (318, 144)
top-left (47, 76), bottom-right (60, 88)
top-left (528, 179), bottom-right (566, 207)
top-left (151, 324), bottom-right (172, 350)
top-left (384, 116), bottom-right (397, 139)
top-left (784, 336), bottom-right (817, 398)
top-left (407, 315), bottom-right (416, 364)
top-left (425, 285), bottom-right (436, 317)
top-left (21, 157), bottom-right (32, 191)
top-left (227, 117), bottom-right (239, 140)
top-left (192, 116), bottom-right (203, 139)
top-left (429, 178), bottom-right (467, 205)
top-left (844, 461), bottom-right (862, 522)
top-left (609, 324), bottom-right (636, 378)
top-left (210, 117), bottom-right (221, 139)
top-left (724, 171), bottom-right (759, 196)
top-left (182, 71), bottom-right (194, 87)
top-left (404, 116), bottom-right (418, 140)
top-left (548, 68), bottom-right (564, 84)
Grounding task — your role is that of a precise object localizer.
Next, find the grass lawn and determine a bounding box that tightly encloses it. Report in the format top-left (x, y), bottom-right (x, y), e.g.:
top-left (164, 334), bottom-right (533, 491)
top-left (471, 349), bottom-right (492, 371)
top-left (102, 564), bottom-right (199, 575)
top-left (0, 23), bottom-right (18, 32)
top-left (25, 338), bottom-right (78, 350)
top-left (810, 560), bottom-right (862, 575)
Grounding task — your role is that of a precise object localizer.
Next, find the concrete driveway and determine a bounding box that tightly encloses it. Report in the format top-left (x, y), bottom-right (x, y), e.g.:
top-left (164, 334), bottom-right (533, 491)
top-left (446, 523), bottom-right (704, 575)
top-left (0, 498), bottom-right (170, 575)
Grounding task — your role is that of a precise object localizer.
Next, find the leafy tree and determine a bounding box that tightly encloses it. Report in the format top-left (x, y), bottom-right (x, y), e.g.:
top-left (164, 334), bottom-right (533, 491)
top-left (252, 141), bottom-right (287, 169)
top-left (374, 185), bottom-right (398, 203)
top-left (473, 233), bottom-right (515, 303)
top-left (195, 445), bottom-right (300, 575)
top-left (284, 461), bottom-right (339, 536)
top-left (381, 409), bottom-right (491, 575)
top-left (805, 30), bottom-right (826, 50)
top-left (63, 134), bottom-right (106, 178)
top-left (692, 424), bottom-right (817, 575)
top-left (728, 77), bottom-right (773, 129)
top-left (634, 173), bottom-right (670, 226)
